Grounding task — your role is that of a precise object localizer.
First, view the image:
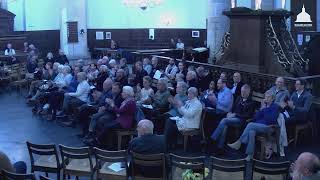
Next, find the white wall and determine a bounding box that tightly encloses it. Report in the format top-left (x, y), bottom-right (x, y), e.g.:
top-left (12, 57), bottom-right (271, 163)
top-left (7, 0), bottom-right (24, 31)
top-left (86, 0), bottom-right (207, 29)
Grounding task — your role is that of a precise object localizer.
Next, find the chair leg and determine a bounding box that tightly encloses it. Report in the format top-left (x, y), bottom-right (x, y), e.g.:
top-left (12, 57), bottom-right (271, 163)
top-left (294, 128), bottom-right (299, 149)
top-left (63, 174), bottom-right (66, 180)
top-left (183, 135), bottom-right (188, 151)
top-left (260, 139), bottom-right (265, 160)
top-left (118, 134), bottom-right (122, 150)
top-left (76, 176), bottom-right (79, 180)
top-left (45, 172), bottom-right (49, 177)
top-left (57, 171), bottom-right (60, 180)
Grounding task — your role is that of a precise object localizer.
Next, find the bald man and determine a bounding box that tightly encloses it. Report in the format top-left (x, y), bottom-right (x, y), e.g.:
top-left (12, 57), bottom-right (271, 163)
top-left (291, 152), bottom-right (320, 180)
top-left (268, 77), bottom-right (290, 105)
top-left (129, 119), bottom-right (166, 154)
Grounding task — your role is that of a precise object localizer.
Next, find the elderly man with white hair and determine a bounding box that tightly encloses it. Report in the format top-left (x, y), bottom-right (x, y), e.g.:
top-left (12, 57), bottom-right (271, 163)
top-left (164, 87), bottom-right (202, 150)
top-left (129, 119), bottom-right (166, 154)
top-left (291, 152), bottom-right (320, 180)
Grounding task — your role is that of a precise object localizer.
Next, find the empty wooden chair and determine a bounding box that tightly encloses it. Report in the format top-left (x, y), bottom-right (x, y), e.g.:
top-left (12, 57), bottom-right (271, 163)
top-left (169, 154), bottom-right (206, 180)
top-left (59, 145), bottom-right (96, 180)
top-left (113, 128), bottom-right (136, 150)
top-left (252, 159), bottom-right (290, 180)
top-left (94, 148), bottom-right (128, 180)
top-left (131, 152), bottom-right (166, 180)
top-left (26, 141), bottom-right (61, 180)
top-left (1, 169), bottom-right (36, 180)
top-left (210, 156), bottom-right (246, 180)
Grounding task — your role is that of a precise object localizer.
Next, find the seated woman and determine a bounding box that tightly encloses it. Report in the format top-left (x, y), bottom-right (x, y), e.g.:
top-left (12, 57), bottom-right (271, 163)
top-left (136, 76), bottom-right (154, 105)
top-left (164, 87), bottom-right (202, 149)
top-left (200, 80), bottom-right (216, 109)
top-left (228, 90), bottom-right (280, 161)
top-left (86, 63), bottom-right (99, 83)
top-left (85, 86), bottom-right (136, 146)
top-left (45, 52), bottom-right (55, 64)
top-left (4, 43), bottom-right (17, 64)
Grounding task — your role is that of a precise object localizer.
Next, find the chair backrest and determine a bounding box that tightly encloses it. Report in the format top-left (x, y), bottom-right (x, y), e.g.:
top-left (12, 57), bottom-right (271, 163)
top-left (131, 152), bottom-right (166, 179)
top-left (93, 147), bottom-right (128, 171)
top-left (39, 175), bottom-right (54, 180)
top-left (210, 156), bottom-right (246, 179)
top-left (26, 141), bottom-right (60, 169)
top-left (169, 154), bottom-right (205, 179)
top-left (59, 145), bottom-right (94, 171)
top-left (252, 159), bottom-right (290, 176)
top-left (1, 169), bottom-right (36, 180)
top-left (200, 108), bottom-right (207, 140)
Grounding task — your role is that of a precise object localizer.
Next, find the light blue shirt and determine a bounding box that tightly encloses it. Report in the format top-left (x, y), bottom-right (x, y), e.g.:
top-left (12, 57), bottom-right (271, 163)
top-left (217, 87), bottom-right (233, 113)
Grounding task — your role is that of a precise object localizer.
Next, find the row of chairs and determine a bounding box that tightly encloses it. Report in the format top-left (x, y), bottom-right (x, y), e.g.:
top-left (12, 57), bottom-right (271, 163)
top-left (20, 142), bottom-right (291, 180)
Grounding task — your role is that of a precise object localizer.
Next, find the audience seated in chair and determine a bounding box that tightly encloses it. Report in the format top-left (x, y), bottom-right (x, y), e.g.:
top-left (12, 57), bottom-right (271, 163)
top-left (230, 72), bottom-right (244, 101)
top-left (165, 58), bottom-right (178, 80)
top-left (291, 152), bottom-right (320, 180)
top-left (196, 66), bottom-right (211, 93)
top-left (210, 84), bottom-right (255, 154)
top-left (186, 70), bottom-right (198, 89)
top-left (166, 81), bottom-right (188, 118)
top-left (133, 61), bottom-right (148, 87)
top-left (164, 87), bottom-right (202, 150)
top-left (84, 86), bottom-right (136, 146)
top-left (143, 58), bottom-right (153, 76)
top-left (268, 76), bottom-right (290, 105)
top-left (56, 49), bottom-right (69, 65)
top-left (83, 82), bottom-right (123, 143)
top-left (136, 76), bottom-right (154, 105)
top-left (280, 79), bottom-right (313, 125)
top-left (228, 90), bottom-right (280, 161)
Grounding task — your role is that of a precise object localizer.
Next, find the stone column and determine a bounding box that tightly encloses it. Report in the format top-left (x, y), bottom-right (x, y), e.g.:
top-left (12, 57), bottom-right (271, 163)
top-left (207, 0), bottom-right (230, 63)
top-left (60, 0), bottom-right (89, 60)
top-left (0, 0), bottom-right (7, 9)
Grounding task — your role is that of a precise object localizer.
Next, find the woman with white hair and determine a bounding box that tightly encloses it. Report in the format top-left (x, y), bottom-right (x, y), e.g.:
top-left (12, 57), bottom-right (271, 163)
top-left (86, 86), bottom-right (137, 146)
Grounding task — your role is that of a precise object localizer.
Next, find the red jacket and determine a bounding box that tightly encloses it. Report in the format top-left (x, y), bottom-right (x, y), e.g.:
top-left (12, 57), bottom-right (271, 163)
top-left (113, 98), bottom-right (136, 129)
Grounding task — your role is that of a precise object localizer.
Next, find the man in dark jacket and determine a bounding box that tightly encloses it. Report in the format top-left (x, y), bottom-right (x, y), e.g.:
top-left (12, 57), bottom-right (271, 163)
top-left (210, 84), bottom-right (255, 150)
top-left (129, 119), bottom-right (166, 178)
top-left (230, 72), bottom-right (244, 101)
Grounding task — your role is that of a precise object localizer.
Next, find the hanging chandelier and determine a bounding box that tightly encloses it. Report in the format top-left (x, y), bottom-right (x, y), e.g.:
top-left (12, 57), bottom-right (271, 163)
top-left (122, 0), bottom-right (163, 10)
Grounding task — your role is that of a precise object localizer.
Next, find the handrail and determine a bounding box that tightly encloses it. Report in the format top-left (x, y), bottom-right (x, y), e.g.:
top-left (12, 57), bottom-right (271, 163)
top-left (152, 55), bottom-right (320, 81)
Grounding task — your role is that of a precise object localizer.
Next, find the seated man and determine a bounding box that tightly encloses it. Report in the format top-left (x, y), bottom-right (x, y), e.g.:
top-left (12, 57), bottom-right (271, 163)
top-left (129, 119), bottom-right (166, 178)
top-left (0, 151), bottom-right (26, 174)
top-left (60, 72), bottom-right (91, 123)
top-left (77, 78), bottom-right (113, 137)
top-left (210, 84), bottom-right (255, 153)
top-left (268, 76), bottom-right (290, 105)
top-left (83, 82), bottom-right (123, 141)
top-left (204, 78), bottom-right (233, 138)
top-left (164, 58), bottom-right (178, 80)
top-left (228, 90), bottom-right (280, 161)
top-left (281, 79), bottom-right (313, 125)
top-left (164, 87), bottom-right (202, 149)
top-left (85, 86), bottom-right (136, 146)
top-left (230, 72), bottom-right (244, 101)
top-left (151, 78), bottom-right (171, 111)
top-left (166, 81), bottom-right (188, 117)
top-left (291, 152), bottom-right (320, 180)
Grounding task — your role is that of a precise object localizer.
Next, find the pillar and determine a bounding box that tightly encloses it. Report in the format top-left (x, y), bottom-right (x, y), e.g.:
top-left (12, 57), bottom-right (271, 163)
top-left (60, 0), bottom-right (89, 60)
top-left (207, 0), bottom-right (230, 62)
top-left (0, 0), bottom-right (7, 9)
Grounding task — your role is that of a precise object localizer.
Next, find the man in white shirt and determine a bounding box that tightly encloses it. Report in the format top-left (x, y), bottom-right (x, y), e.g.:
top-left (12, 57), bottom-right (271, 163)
top-left (60, 72), bottom-right (91, 126)
top-left (164, 87), bottom-right (202, 149)
top-left (176, 38), bottom-right (185, 49)
top-left (4, 43), bottom-right (16, 56)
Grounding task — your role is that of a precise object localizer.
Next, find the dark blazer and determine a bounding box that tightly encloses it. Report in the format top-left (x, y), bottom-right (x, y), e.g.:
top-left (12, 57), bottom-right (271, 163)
top-left (230, 81), bottom-right (244, 101)
top-left (129, 134), bottom-right (166, 154)
top-left (95, 72), bottom-right (109, 92)
top-left (289, 90), bottom-right (313, 116)
top-left (134, 69), bottom-right (148, 86)
top-left (233, 96), bottom-right (255, 121)
top-left (198, 73), bottom-right (212, 92)
top-left (56, 55), bottom-right (69, 65)
top-left (113, 98), bottom-right (136, 129)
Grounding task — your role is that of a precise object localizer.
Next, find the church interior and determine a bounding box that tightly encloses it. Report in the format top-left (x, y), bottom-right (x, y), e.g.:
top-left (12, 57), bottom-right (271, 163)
top-left (0, 0), bottom-right (320, 179)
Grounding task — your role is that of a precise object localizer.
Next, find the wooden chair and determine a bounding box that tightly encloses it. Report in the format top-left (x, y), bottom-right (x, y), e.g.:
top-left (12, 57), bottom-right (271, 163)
top-left (94, 148), bottom-right (128, 180)
top-left (252, 159), bottom-right (290, 180)
top-left (169, 154), bottom-right (206, 180)
top-left (39, 175), bottom-right (54, 180)
top-left (1, 169), bottom-right (36, 180)
top-left (26, 141), bottom-right (61, 180)
top-left (180, 108), bottom-right (206, 151)
top-left (256, 124), bottom-right (280, 160)
top-left (131, 152), bottom-right (166, 180)
top-left (293, 121), bottom-right (313, 148)
top-left (210, 156), bottom-right (246, 180)
top-left (59, 145), bottom-right (96, 180)
top-left (113, 128), bottom-right (137, 150)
